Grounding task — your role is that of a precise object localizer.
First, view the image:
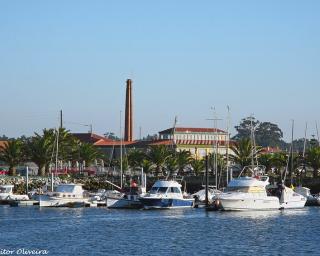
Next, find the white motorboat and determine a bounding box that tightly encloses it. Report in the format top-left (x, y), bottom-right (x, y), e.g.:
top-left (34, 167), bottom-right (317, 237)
top-left (39, 184), bottom-right (90, 207)
top-left (139, 180), bottom-right (194, 209)
top-left (0, 185), bottom-right (29, 203)
top-left (294, 186), bottom-right (320, 206)
top-left (106, 172), bottom-right (147, 209)
top-left (218, 175), bottom-right (280, 211)
top-left (107, 193), bottom-right (143, 209)
top-left (279, 185), bottom-right (307, 209)
top-left (218, 168), bottom-right (306, 211)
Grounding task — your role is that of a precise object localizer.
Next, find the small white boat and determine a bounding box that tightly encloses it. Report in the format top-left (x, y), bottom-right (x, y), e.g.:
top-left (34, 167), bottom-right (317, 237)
top-left (294, 186), bottom-right (320, 206)
top-left (192, 187), bottom-right (221, 207)
top-left (39, 184), bottom-right (89, 207)
top-left (279, 185), bottom-right (306, 209)
top-left (107, 193), bottom-right (143, 209)
top-left (106, 173), bottom-right (147, 209)
top-left (139, 180), bottom-right (194, 209)
top-left (0, 185), bottom-right (29, 203)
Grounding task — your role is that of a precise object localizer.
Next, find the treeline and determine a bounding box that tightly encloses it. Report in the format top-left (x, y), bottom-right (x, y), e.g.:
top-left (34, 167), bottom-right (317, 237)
top-left (233, 117), bottom-right (319, 151)
top-left (0, 128), bottom-right (101, 176)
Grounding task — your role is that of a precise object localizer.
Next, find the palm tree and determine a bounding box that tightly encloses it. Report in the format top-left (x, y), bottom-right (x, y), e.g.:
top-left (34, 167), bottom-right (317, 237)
top-left (175, 150), bottom-right (193, 176)
top-left (306, 146), bottom-right (320, 178)
top-left (270, 152), bottom-right (287, 176)
top-left (0, 139), bottom-right (25, 176)
top-left (190, 158), bottom-right (205, 176)
top-left (77, 142), bottom-right (102, 166)
top-left (57, 128), bottom-right (77, 161)
top-left (230, 138), bottom-right (260, 170)
top-left (127, 149), bottom-right (145, 170)
top-left (26, 129), bottom-right (55, 176)
top-left (258, 153), bottom-right (273, 173)
top-left (141, 159), bottom-right (154, 174)
top-left (146, 145), bottom-right (172, 177)
top-left (166, 156), bottom-right (178, 176)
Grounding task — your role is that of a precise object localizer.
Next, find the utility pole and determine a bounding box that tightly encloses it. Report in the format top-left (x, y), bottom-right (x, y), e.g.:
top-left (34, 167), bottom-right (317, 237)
top-left (60, 110), bottom-right (63, 129)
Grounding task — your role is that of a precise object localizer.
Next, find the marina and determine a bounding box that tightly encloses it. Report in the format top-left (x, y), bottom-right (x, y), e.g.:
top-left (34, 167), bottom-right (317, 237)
top-left (0, 205), bottom-right (319, 255)
top-left (1, 1), bottom-right (319, 255)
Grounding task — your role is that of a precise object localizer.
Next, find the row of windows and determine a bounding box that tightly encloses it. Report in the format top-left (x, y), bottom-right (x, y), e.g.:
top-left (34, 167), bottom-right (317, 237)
top-left (160, 134), bottom-right (227, 141)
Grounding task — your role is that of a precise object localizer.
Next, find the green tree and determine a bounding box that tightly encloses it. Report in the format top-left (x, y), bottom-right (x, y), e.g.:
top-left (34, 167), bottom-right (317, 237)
top-left (0, 139), bottom-right (25, 176)
top-left (269, 152), bottom-right (288, 177)
top-left (77, 142), bottom-right (102, 166)
top-left (26, 129), bottom-right (55, 176)
top-left (230, 138), bottom-right (261, 170)
top-left (190, 158), bottom-right (205, 176)
top-left (176, 150), bottom-right (193, 175)
top-left (146, 145), bottom-right (172, 176)
top-left (233, 117), bottom-right (286, 148)
top-left (306, 146), bottom-right (320, 178)
top-left (141, 159), bottom-right (154, 174)
top-left (258, 153), bottom-right (273, 172)
top-left (127, 149), bottom-right (145, 169)
top-left (233, 117), bottom-right (259, 141)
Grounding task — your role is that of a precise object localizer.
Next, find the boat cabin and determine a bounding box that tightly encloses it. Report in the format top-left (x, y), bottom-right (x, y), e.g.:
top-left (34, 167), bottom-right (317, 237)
top-left (0, 185), bottom-right (14, 194)
top-left (149, 180), bottom-right (183, 196)
top-left (51, 184), bottom-right (84, 198)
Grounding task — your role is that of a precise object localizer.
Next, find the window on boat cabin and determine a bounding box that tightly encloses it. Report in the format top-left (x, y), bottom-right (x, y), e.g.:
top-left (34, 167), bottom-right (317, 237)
top-left (169, 187), bottom-right (181, 193)
top-left (0, 187), bottom-right (9, 193)
top-left (225, 186), bottom-right (251, 193)
top-left (158, 187), bottom-right (168, 194)
top-left (150, 187), bottom-right (159, 193)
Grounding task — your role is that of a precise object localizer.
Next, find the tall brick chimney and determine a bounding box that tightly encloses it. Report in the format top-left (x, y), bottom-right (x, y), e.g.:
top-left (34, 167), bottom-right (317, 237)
top-left (124, 79), bottom-right (133, 142)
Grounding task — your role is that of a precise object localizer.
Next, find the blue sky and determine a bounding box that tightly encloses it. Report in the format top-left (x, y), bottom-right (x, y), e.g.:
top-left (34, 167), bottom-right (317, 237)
top-left (0, 0), bottom-right (319, 141)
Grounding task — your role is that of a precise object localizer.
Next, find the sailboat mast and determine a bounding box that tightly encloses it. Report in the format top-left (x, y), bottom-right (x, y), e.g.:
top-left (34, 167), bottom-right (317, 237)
top-left (303, 122), bottom-right (308, 158)
top-left (250, 116), bottom-right (255, 173)
top-left (120, 110), bottom-right (123, 189)
top-left (226, 106), bottom-right (230, 184)
top-left (284, 120), bottom-right (294, 182)
top-left (316, 121), bottom-right (320, 146)
top-left (290, 120), bottom-right (294, 180)
top-left (214, 110), bottom-right (218, 190)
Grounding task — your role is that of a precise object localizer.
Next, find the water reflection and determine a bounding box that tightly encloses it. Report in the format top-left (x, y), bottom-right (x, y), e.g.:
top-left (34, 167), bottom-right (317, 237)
top-left (224, 210), bottom-right (281, 219)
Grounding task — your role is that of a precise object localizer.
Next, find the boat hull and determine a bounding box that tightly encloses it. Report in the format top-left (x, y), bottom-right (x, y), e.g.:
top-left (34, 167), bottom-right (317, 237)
top-left (139, 198), bottom-right (194, 209)
top-left (219, 194), bottom-right (280, 211)
top-left (107, 197), bottom-right (143, 209)
top-left (39, 195), bottom-right (89, 207)
top-left (280, 198), bottom-right (306, 209)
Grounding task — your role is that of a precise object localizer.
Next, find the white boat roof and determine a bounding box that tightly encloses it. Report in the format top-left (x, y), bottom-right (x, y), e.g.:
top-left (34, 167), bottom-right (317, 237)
top-left (228, 177), bottom-right (269, 187)
top-left (0, 185), bottom-right (14, 188)
top-left (152, 180), bottom-right (182, 188)
top-left (56, 184), bottom-right (84, 193)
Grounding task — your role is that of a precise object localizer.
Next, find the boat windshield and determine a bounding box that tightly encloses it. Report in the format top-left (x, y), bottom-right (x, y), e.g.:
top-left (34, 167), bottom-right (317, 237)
top-left (150, 187), bottom-right (168, 194)
top-left (150, 187), bottom-right (159, 193)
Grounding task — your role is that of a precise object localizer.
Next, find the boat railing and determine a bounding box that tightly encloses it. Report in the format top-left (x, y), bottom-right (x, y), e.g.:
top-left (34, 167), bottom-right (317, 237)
top-left (238, 165), bottom-right (266, 178)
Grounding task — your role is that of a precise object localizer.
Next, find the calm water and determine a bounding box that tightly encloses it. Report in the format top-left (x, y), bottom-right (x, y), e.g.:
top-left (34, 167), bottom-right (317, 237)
top-left (0, 206), bottom-right (319, 256)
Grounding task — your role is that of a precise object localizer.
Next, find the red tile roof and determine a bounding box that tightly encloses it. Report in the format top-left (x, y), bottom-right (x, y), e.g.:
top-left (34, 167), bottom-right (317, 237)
top-left (94, 139), bottom-right (136, 147)
top-left (72, 133), bottom-right (113, 144)
top-left (159, 127), bottom-right (226, 134)
top-left (261, 147), bottom-right (282, 154)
